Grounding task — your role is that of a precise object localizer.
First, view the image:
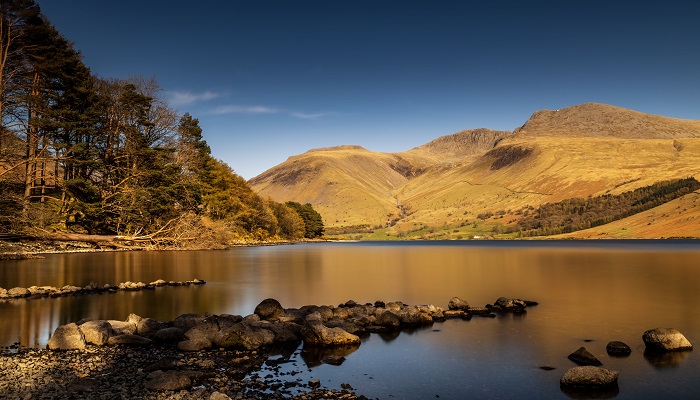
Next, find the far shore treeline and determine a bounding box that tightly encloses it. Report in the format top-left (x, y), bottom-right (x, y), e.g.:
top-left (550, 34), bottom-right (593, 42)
top-left (0, 0), bottom-right (323, 247)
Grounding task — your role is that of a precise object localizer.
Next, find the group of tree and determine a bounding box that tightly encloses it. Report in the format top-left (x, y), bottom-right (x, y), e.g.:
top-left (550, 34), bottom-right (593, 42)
top-left (514, 177), bottom-right (700, 236)
top-left (0, 0), bottom-right (323, 246)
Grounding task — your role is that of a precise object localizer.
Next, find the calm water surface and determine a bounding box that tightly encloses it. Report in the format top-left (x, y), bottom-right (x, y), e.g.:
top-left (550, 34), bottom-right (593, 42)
top-left (1, 240), bottom-right (699, 399)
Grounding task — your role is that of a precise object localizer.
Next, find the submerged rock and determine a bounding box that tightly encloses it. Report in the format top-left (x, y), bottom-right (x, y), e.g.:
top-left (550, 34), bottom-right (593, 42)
top-left (606, 341), bottom-right (632, 356)
top-left (560, 366), bottom-right (619, 388)
top-left (568, 347), bottom-right (603, 366)
top-left (493, 297), bottom-right (528, 313)
top-left (642, 328), bottom-right (693, 351)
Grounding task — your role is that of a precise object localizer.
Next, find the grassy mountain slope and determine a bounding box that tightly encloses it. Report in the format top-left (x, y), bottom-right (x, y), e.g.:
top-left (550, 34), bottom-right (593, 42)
top-left (249, 145), bottom-right (434, 227)
top-left (557, 191), bottom-right (700, 239)
top-left (249, 103), bottom-right (700, 238)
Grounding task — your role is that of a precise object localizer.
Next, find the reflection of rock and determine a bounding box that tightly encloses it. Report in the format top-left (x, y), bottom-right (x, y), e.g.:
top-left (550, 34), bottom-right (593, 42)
top-left (643, 348), bottom-right (691, 368)
top-left (322, 355), bottom-right (346, 366)
top-left (605, 341), bottom-right (631, 357)
top-left (568, 347), bottom-right (603, 366)
top-left (642, 328), bottom-right (693, 351)
top-left (560, 366), bottom-right (619, 398)
top-left (300, 343), bottom-right (360, 367)
top-left (561, 385), bottom-right (620, 399)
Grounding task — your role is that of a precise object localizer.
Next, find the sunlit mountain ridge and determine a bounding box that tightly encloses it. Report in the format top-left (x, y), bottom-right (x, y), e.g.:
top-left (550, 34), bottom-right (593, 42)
top-left (249, 103), bottom-right (700, 239)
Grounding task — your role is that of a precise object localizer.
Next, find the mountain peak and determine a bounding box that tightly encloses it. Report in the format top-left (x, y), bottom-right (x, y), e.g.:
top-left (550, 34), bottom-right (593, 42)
top-left (413, 128), bottom-right (512, 158)
top-left (515, 103), bottom-right (700, 139)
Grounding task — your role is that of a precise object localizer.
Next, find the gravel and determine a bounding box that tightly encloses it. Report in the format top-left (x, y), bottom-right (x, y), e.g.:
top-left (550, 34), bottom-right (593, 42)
top-left (0, 344), bottom-right (368, 400)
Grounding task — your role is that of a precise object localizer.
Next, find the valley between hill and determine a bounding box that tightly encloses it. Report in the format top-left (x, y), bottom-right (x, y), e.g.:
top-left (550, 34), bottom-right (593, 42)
top-left (249, 103), bottom-right (700, 239)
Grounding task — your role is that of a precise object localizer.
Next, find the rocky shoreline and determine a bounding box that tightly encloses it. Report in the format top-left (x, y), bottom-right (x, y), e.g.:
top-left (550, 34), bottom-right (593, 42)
top-left (0, 278), bottom-right (206, 301)
top-left (1, 295), bottom-right (694, 399)
top-left (0, 296), bottom-right (535, 399)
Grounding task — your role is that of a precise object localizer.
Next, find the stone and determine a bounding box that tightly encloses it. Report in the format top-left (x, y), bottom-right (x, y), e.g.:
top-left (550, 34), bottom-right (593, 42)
top-left (306, 311), bottom-right (323, 322)
top-left (178, 338), bottom-right (212, 352)
top-left (397, 306), bottom-right (433, 327)
top-left (325, 321), bottom-right (364, 335)
top-left (8, 287), bottom-right (30, 298)
top-left (301, 320), bottom-right (361, 346)
top-left (467, 307), bottom-right (492, 316)
top-left (443, 310), bottom-right (470, 319)
top-left (107, 334), bottom-right (153, 346)
top-left (254, 298), bottom-right (285, 321)
top-left (173, 314), bottom-right (206, 332)
top-left (79, 320), bottom-right (115, 346)
top-left (560, 366), bottom-right (619, 388)
top-left (153, 327), bottom-right (184, 342)
top-left (209, 392), bottom-right (232, 400)
top-left (567, 347), bottom-right (603, 366)
top-left (144, 357), bottom-right (181, 372)
top-left (118, 281), bottom-right (146, 291)
top-left (107, 320), bottom-right (137, 335)
top-left (145, 370), bottom-right (192, 391)
top-left (376, 310), bottom-right (401, 329)
top-left (448, 297), bottom-right (470, 311)
top-left (66, 378), bottom-right (100, 393)
top-left (606, 341), bottom-right (632, 356)
top-left (136, 317), bottom-right (163, 336)
top-left (47, 323), bottom-right (86, 350)
top-left (341, 299), bottom-right (358, 308)
top-left (494, 297), bottom-right (527, 312)
top-left (643, 328), bottom-right (693, 351)
top-left (255, 321), bottom-right (302, 343)
top-left (216, 322), bottom-right (275, 350)
top-left (185, 318), bottom-right (222, 343)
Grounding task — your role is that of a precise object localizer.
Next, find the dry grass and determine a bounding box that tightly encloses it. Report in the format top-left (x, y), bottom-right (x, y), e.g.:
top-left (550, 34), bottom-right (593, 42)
top-left (249, 103), bottom-right (700, 238)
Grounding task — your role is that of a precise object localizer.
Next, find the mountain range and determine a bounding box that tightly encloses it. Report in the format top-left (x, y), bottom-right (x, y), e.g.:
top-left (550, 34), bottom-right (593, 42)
top-left (249, 103), bottom-right (700, 239)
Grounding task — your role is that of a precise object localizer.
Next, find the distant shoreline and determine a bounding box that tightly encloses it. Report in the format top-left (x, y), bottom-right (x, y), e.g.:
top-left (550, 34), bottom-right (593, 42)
top-left (4, 236), bottom-right (699, 261)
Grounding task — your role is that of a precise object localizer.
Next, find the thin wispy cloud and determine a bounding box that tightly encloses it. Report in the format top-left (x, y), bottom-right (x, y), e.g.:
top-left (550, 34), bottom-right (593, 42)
top-left (210, 105), bottom-right (278, 115)
top-left (290, 111), bottom-right (341, 119)
top-left (290, 112), bottom-right (324, 119)
top-left (167, 90), bottom-right (221, 106)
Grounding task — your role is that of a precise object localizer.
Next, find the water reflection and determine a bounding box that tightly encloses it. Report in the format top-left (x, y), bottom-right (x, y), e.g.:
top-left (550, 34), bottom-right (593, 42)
top-left (643, 348), bottom-right (693, 368)
top-left (301, 344), bottom-right (360, 367)
top-left (1, 241), bottom-right (700, 399)
top-left (560, 385), bottom-right (620, 399)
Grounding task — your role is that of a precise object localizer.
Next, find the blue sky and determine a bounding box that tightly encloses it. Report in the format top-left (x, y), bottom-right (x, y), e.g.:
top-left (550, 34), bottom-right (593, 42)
top-left (40, 1), bottom-right (700, 179)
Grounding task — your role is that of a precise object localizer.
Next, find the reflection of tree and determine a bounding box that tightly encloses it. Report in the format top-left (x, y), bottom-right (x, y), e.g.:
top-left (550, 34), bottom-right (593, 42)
top-left (643, 348), bottom-right (692, 368)
top-left (300, 343), bottom-right (360, 368)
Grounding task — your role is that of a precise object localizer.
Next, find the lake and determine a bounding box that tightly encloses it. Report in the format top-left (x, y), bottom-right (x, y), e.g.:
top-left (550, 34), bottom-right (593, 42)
top-left (1, 240), bottom-right (699, 399)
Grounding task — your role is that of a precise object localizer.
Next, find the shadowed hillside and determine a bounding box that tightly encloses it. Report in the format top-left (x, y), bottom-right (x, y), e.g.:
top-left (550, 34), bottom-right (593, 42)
top-left (250, 103), bottom-right (700, 238)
